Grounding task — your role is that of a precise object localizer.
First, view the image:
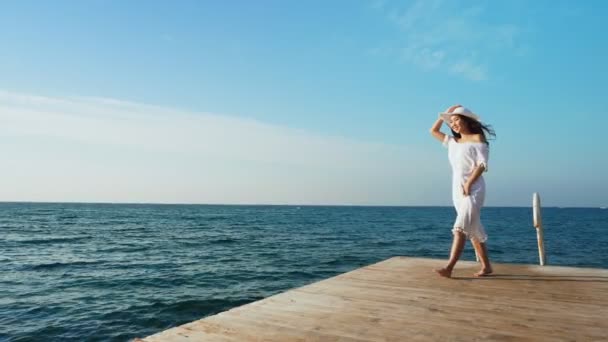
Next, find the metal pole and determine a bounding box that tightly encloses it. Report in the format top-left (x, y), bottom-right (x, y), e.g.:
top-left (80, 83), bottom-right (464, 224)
top-left (533, 192), bottom-right (546, 266)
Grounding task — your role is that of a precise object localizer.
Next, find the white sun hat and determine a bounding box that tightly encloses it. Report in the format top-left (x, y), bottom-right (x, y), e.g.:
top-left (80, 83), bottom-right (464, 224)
top-left (439, 105), bottom-right (481, 124)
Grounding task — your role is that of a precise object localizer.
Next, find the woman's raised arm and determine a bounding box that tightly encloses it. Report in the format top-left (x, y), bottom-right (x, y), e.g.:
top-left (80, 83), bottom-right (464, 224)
top-left (430, 117), bottom-right (446, 142)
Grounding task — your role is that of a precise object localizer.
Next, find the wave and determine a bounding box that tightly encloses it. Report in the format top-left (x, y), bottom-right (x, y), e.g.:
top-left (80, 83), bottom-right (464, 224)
top-left (321, 255), bottom-right (365, 266)
top-left (208, 237), bottom-right (239, 244)
top-left (102, 297), bottom-right (260, 324)
top-left (22, 260), bottom-right (102, 271)
top-left (156, 297), bottom-right (257, 315)
top-left (95, 245), bottom-right (149, 253)
top-left (57, 214), bottom-right (79, 220)
top-left (372, 240), bottom-right (397, 247)
top-left (284, 270), bottom-right (317, 279)
top-left (174, 237), bottom-right (240, 247)
top-left (14, 236), bottom-right (89, 244)
top-left (205, 215), bottom-right (231, 222)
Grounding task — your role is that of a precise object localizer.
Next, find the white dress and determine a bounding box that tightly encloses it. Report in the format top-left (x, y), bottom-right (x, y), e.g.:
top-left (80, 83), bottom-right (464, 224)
top-left (443, 135), bottom-right (489, 242)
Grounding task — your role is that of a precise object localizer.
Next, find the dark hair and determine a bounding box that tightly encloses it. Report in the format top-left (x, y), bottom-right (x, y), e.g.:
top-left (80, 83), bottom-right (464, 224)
top-left (450, 115), bottom-right (496, 145)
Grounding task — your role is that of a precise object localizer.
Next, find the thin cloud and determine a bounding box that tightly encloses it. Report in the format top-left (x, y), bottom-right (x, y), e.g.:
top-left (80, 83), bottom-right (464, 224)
top-left (401, 46), bottom-right (445, 71)
top-left (371, 0), bottom-right (527, 81)
top-left (0, 90), bottom-right (446, 205)
top-left (449, 60), bottom-right (487, 81)
top-left (369, 0), bottom-right (387, 11)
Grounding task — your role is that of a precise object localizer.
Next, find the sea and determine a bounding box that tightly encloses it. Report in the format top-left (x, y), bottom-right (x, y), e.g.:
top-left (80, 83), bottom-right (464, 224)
top-left (1, 203), bottom-right (607, 341)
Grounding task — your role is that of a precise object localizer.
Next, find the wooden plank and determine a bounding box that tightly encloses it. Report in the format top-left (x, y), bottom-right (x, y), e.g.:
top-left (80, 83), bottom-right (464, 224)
top-left (140, 257), bottom-right (608, 341)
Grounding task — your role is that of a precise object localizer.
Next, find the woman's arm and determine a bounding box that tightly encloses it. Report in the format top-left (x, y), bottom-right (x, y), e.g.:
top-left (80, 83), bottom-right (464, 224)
top-left (462, 164), bottom-right (486, 196)
top-left (430, 104), bottom-right (461, 142)
top-left (429, 117), bottom-right (446, 142)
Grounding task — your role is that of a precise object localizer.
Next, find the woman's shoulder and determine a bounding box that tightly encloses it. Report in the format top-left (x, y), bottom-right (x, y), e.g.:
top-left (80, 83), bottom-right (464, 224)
top-left (471, 134), bottom-right (485, 143)
top-left (460, 134), bottom-right (487, 145)
top-left (442, 135), bottom-right (454, 148)
top-left (452, 135), bottom-right (483, 143)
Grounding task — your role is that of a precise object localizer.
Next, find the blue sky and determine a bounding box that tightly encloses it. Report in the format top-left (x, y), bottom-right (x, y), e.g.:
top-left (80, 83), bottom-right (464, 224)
top-left (1, 0), bottom-right (607, 206)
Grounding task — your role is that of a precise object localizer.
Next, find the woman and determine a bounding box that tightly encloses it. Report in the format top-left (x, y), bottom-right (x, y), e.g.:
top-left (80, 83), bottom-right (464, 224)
top-left (430, 104), bottom-right (496, 278)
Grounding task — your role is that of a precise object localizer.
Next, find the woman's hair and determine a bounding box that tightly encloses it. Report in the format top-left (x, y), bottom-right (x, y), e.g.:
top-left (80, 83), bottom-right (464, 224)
top-left (450, 115), bottom-right (496, 144)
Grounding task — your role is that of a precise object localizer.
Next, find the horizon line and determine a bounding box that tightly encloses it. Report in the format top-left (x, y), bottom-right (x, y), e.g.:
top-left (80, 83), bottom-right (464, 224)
top-left (0, 200), bottom-right (603, 209)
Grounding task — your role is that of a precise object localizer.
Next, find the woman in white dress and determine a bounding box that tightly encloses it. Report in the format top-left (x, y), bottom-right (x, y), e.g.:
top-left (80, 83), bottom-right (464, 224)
top-left (430, 104), bottom-right (496, 278)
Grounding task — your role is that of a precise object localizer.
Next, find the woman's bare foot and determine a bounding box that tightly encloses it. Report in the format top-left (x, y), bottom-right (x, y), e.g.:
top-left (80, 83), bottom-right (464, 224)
top-left (434, 267), bottom-right (453, 278)
top-left (474, 267), bottom-right (493, 277)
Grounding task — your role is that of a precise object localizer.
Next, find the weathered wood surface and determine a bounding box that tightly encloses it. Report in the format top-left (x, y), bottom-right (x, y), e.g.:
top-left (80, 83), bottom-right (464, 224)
top-left (141, 257), bottom-right (608, 341)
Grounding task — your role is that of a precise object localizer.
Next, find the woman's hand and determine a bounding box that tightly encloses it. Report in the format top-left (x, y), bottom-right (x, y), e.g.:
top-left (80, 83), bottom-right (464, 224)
top-left (462, 164), bottom-right (485, 196)
top-left (462, 182), bottom-right (471, 196)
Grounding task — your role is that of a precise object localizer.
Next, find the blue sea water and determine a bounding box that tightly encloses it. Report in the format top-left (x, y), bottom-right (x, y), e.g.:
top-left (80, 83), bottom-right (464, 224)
top-left (1, 203), bottom-right (607, 341)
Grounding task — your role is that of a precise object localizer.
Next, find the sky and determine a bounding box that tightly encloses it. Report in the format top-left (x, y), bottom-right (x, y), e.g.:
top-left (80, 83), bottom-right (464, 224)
top-left (1, 0), bottom-right (607, 207)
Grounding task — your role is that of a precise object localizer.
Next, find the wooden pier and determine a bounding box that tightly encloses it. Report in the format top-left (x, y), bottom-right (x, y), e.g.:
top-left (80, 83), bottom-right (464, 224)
top-left (141, 257), bottom-right (608, 341)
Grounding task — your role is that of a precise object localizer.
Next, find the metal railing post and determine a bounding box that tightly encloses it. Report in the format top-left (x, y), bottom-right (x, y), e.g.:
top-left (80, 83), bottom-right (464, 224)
top-left (533, 192), bottom-right (546, 266)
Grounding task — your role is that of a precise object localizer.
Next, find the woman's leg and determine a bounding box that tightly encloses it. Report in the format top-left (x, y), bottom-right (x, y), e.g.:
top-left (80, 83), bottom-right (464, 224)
top-left (471, 239), bottom-right (493, 276)
top-left (434, 231), bottom-right (466, 278)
